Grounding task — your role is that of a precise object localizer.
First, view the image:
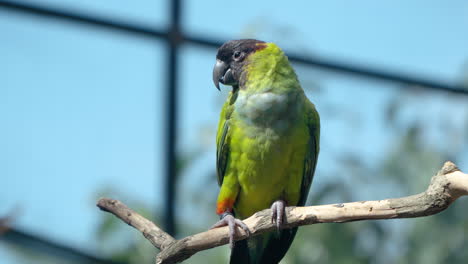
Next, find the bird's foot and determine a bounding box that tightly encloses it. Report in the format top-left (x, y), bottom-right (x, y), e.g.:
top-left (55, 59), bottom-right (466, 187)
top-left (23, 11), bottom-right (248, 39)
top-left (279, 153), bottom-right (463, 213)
top-left (270, 200), bottom-right (286, 231)
top-left (211, 212), bottom-right (250, 249)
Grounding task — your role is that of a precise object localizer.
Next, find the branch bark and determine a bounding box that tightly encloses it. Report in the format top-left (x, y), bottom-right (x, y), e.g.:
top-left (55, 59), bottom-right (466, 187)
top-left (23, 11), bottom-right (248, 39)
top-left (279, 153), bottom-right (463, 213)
top-left (96, 198), bottom-right (175, 250)
top-left (97, 161), bottom-right (468, 264)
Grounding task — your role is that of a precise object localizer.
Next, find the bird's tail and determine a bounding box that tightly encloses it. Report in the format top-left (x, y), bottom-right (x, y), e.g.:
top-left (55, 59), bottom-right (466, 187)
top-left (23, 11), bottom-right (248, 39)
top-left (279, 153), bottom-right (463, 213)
top-left (229, 227), bottom-right (298, 264)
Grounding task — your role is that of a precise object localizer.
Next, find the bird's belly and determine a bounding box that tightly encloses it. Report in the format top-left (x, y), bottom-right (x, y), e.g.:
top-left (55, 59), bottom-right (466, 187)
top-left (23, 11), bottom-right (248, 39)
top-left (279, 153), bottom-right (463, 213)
top-left (230, 122), bottom-right (308, 219)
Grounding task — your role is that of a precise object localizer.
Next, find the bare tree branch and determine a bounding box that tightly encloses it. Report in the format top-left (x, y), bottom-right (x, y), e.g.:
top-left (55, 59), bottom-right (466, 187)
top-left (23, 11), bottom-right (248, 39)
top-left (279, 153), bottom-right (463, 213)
top-left (0, 216), bottom-right (11, 236)
top-left (96, 198), bottom-right (175, 250)
top-left (0, 205), bottom-right (21, 236)
top-left (97, 161), bottom-right (468, 264)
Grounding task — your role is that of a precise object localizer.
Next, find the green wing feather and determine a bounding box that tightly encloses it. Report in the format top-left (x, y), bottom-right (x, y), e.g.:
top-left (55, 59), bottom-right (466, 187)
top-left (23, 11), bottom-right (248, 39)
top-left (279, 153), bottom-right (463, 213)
top-left (216, 92), bottom-right (236, 186)
top-left (298, 100), bottom-right (320, 206)
top-left (216, 120), bottom-right (229, 185)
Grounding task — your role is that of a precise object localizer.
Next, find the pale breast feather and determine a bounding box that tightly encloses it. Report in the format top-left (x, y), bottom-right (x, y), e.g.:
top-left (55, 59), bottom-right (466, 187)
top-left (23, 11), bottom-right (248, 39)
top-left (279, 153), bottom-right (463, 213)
top-left (234, 91), bottom-right (301, 131)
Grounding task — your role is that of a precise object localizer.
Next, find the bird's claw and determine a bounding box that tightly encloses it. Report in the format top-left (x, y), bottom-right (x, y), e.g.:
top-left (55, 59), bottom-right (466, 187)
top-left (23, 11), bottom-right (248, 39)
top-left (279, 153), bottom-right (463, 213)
top-left (271, 200), bottom-right (286, 231)
top-left (211, 212), bottom-right (250, 249)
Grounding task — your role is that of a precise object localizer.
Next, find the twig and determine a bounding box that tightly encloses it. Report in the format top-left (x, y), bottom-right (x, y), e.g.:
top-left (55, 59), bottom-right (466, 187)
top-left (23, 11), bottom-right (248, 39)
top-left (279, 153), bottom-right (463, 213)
top-left (97, 161), bottom-right (468, 264)
top-left (0, 217), bottom-right (10, 235)
top-left (0, 205), bottom-right (21, 236)
top-left (97, 198), bottom-right (175, 250)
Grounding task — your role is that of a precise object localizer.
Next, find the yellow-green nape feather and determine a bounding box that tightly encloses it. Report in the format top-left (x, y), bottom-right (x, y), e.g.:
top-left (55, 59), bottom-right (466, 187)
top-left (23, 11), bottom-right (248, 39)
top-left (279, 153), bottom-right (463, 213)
top-left (244, 42), bottom-right (300, 93)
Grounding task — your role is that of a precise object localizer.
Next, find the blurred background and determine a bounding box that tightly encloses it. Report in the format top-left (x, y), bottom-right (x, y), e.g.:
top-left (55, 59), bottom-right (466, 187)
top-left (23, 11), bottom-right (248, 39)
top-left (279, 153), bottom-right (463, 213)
top-left (1, 0), bottom-right (468, 263)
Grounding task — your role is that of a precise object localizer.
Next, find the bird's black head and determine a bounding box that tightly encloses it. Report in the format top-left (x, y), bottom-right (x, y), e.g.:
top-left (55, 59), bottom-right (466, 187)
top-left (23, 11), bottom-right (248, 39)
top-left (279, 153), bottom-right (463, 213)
top-left (212, 39), bottom-right (266, 90)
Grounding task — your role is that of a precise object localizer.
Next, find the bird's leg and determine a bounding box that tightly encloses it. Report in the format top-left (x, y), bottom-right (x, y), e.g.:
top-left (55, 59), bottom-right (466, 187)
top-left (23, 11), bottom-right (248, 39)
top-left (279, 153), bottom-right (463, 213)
top-left (270, 200), bottom-right (286, 230)
top-left (211, 211), bottom-right (250, 249)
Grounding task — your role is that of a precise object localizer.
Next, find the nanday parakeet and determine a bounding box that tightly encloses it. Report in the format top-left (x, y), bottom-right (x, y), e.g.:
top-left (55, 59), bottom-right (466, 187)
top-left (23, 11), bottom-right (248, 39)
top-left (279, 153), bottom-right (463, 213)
top-left (211, 39), bottom-right (320, 264)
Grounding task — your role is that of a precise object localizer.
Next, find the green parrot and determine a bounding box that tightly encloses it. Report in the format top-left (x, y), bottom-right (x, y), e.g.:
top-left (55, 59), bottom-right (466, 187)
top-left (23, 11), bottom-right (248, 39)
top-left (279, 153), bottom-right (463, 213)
top-left (211, 39), bottom-right (320, 264)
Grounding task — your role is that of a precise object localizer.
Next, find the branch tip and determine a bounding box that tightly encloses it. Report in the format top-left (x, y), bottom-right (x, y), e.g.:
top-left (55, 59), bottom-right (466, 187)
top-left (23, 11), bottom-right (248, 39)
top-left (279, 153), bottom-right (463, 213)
top-left (441, 161), bottom-right (459, 175)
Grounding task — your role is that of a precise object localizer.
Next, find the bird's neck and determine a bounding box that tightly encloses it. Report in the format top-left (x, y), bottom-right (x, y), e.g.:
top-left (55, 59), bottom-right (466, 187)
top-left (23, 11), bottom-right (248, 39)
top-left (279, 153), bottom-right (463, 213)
top-left (241, 44), bottom-right (300, 94)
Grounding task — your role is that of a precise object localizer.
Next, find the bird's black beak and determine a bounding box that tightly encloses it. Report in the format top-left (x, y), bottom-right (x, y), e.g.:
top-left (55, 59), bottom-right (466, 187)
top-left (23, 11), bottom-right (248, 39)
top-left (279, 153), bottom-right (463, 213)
top-left (212, 59), bottom-right (236, 90)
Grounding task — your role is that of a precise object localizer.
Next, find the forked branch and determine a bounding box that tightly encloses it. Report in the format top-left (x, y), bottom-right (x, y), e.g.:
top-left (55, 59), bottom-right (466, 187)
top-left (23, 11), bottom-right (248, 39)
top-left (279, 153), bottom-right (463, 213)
top-left (97, 161), bottom-right (468, 264)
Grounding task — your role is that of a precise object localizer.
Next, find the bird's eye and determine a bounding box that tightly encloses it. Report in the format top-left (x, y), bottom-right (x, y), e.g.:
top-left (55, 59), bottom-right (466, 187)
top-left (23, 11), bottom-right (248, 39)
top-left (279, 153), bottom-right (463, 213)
top-left (233, 51), bottom-right (242, 60)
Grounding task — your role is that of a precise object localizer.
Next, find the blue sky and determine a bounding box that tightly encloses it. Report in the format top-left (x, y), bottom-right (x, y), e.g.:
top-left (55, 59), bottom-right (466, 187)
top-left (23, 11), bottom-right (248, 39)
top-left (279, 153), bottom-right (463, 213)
top-left (1, 0), bottom-right (468, 262)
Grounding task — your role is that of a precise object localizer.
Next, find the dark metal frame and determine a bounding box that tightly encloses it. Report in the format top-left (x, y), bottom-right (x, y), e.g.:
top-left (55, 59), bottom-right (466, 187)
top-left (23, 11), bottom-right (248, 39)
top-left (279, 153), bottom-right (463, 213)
top-left (1, 0), bottom-right (467, 262)
top-left (2, 228), bottom-right (125, 264)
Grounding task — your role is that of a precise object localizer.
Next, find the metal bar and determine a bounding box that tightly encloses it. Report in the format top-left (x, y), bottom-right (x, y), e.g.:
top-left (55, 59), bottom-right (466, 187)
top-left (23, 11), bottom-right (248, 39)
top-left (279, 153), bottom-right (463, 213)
top-left (0, 0), bottom-right (167, 39)
top-left (0, 0), bottom-right (466, 95)
top-left (286, 52), bottom-right (468, 95)
top-left (163, 0), bottom-right (181, 236)
top-left (1, 228), bottom-right (126, 264)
